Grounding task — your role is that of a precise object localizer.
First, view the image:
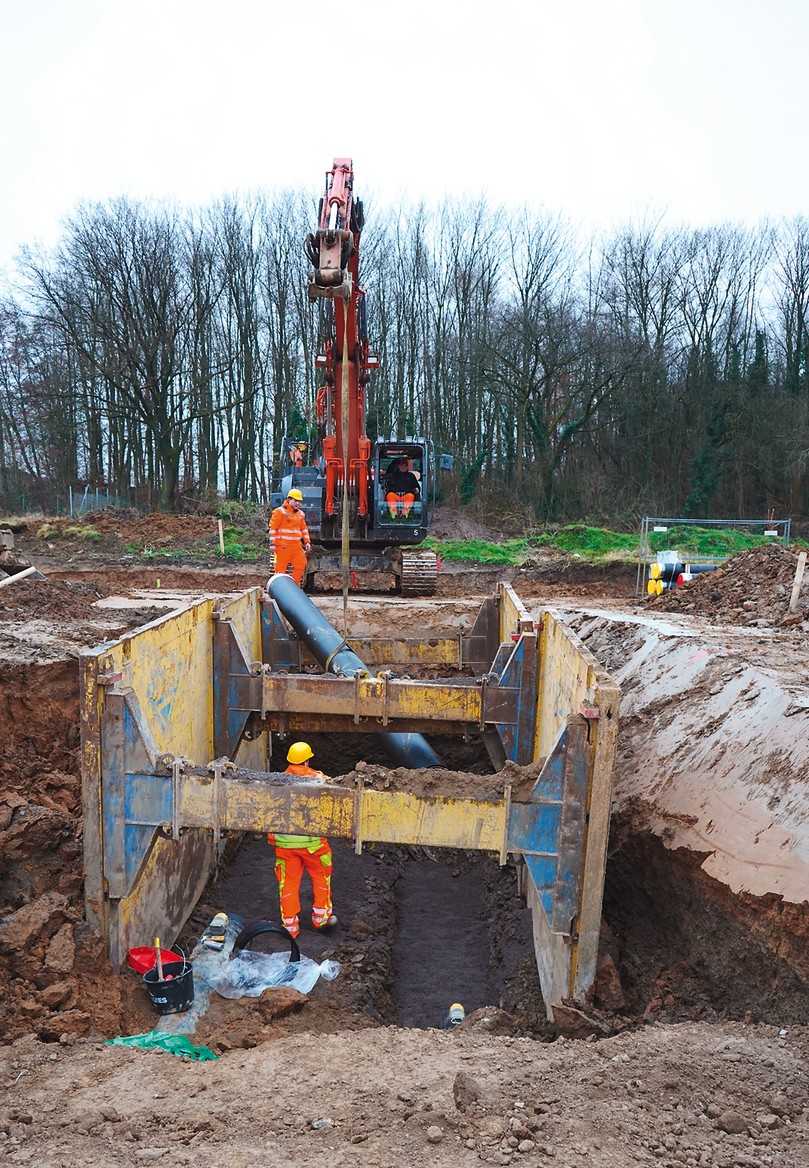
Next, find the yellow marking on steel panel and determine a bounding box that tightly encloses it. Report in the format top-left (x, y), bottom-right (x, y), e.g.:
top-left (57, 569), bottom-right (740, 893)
top-left (377, 679), bottom-right (481, 721)
top-left (360, 789), bottom-right (505, 850)
top-left (535, 610), bottom-right (602, 758)
top-left (261, 675), bottom-right (483, 724)
top-left (179, 773), bottom-right (356, 837)
top-left (344, 637), bottom-right (460, 665)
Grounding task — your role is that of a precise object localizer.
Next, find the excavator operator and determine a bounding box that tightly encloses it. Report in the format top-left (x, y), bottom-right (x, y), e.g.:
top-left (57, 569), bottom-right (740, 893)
top-left (289, 440), bottom-right (308, 469)
top-left (268, 488), bottom-right (311, 586)
top-left (266, 742), bottom-right (336, 939)
top-left (384, 457), bottom-right (420, 520)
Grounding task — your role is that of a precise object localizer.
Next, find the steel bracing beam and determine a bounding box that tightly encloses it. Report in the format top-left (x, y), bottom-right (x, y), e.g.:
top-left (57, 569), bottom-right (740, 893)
top-left (215, 615), bottom-right (523, 749)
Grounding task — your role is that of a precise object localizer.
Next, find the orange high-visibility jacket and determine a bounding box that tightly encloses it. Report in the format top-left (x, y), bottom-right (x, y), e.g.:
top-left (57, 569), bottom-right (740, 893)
top-left (268, 501), bottom-right (310, 549)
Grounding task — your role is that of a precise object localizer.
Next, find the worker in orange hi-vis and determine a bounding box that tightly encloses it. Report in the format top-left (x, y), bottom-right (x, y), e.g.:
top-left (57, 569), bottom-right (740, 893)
top-left (266, 742), bottom-right (337, 939)
top-left (268, 488), bottom-right (311, 586)
top-left (384, 457), bottom-right (420, 520)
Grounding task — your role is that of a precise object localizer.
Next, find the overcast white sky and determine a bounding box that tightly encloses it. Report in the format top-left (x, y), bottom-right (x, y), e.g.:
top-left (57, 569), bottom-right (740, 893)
top-left (1, 0), bottom-right (806, 270)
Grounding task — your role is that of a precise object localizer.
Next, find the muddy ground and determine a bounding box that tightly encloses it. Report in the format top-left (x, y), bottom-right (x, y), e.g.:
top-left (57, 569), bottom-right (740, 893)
top-left (2, 530), bottom-right (809, 1165)
top-left (6, 509), bottom-right (637, 602)
top-left (3, 1021), bottom-right (807, 1166)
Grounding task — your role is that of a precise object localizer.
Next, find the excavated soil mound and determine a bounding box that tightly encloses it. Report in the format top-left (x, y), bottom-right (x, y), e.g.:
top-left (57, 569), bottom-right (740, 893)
top-left (0, 661), bottom-right (153, 1043)
top-left (35, 510), bottom-right (228, 545)
top-left (653, 543), bottom-right (808, 627)
top-left (334, 759), bottom-right (543, 802)
top-left (0, 578), bottom-right (105, 621)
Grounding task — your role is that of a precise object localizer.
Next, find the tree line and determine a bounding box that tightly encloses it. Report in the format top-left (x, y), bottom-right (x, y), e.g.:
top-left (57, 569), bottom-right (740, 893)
top-left (1, 192), bottom-right (808, 522)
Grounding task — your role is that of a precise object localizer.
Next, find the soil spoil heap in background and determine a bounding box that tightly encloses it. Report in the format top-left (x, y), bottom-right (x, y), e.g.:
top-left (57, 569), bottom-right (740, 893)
top-left (653, 542), bottom-right (808, 627)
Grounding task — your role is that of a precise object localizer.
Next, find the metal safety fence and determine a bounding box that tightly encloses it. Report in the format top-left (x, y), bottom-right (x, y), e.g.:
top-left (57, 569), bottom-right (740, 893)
top-left (635, 515), bottom-right (792, 596)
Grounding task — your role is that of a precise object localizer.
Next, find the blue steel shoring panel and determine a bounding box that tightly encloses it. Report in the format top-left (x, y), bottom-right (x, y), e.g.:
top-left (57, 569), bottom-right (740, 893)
top-left (102, 692), bottom-right (164, 899)
top-left (123, 772), bottom-right (174, 889)
top-left (506, 720), bottom-right (590, 936)
top-left (213, 619), bottom-right (252, 759)
top-left (495, 638), bottom-right (523, 760)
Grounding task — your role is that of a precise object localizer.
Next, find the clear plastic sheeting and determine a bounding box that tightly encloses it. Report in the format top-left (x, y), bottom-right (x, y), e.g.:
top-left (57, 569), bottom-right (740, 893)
top-left (215, 947), bottom-right (340, 999)
top-left (156, 914), bottom-right (340, 1036)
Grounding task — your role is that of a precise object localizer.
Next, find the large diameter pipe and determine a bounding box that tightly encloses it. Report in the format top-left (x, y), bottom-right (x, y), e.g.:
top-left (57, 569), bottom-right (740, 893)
top-left (267, 573), bottom-right (440, 769)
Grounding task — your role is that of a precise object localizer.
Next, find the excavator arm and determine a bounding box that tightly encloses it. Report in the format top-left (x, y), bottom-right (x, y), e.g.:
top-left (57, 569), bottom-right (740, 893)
top-left (305, 158), bottom-right (375, 523)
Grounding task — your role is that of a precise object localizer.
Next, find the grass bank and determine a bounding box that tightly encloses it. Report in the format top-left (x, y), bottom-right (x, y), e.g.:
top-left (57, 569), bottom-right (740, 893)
top-left (425, 524), bottom-right (791, 566)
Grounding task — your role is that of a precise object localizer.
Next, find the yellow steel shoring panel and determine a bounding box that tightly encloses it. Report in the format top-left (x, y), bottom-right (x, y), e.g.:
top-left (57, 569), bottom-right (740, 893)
top-left (499, 581), bottom-right (529, 645)
top-left (361, 789), bottom-right (505, 850)
top-left (180, 772), bottom-right (356, 836)
top-left (259, 673), bottom-right (486, 724)
top-left (535, 610), bottom-right (604, 758)
top-left (81, 590), bottom-right (267, 963)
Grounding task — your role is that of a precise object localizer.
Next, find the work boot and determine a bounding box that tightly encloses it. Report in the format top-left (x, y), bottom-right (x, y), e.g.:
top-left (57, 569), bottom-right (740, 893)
top-left (311, 910), bottom-right (337, 930)
top-left (282, 915), bottom-right (300, 939)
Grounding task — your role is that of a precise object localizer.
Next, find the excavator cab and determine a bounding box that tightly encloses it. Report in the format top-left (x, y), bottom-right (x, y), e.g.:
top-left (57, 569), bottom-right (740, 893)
top-left (372, 442), bottom-right (430, 542)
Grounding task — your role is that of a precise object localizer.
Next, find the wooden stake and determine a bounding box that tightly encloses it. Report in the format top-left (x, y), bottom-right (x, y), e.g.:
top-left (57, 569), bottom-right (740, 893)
top-left (217, 518), bottom-right (225, 557)
top-left (340, 307), bottom-right (351, 637)
top-left (789, 551), bottom-right (807, 613)
top-left (154, 936), bottom-right (164, 981)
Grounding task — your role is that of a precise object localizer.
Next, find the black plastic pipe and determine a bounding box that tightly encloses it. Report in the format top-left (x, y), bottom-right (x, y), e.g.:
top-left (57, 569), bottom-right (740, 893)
top-left (267, 573), bottom-right (440, 769)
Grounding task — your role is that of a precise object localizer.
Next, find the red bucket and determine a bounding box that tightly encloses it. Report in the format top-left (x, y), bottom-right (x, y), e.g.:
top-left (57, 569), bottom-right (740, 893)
top-left (126, 946), bottom-right (183, 975)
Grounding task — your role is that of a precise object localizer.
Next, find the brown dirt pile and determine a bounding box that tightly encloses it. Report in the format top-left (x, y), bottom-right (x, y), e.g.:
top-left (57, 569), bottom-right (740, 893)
top-left (653, 543), bottom-right (809, 627)
top-left (16, 510), bottom-right (248, 566)
top-left (0, 578), bottom-right (104, 621)
top-left (2, 1021), bottom-right (807, 1166)
top-left (45, 511), bottom-right (226, 544)
top-left (0, 577), bottom-right (158, 634)
top-left (0, 661), bottom-right (152, 1043)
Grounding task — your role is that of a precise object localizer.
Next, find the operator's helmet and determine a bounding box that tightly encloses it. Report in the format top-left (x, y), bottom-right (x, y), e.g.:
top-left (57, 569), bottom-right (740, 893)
top-left (287, 488), bottom-right (304, 502)
top-left (297, 441), bottom-right (308, 450)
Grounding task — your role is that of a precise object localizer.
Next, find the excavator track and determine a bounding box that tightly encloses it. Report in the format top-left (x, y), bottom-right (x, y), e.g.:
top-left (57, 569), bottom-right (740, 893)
top-left (400, 550), bottom-right (438, 596)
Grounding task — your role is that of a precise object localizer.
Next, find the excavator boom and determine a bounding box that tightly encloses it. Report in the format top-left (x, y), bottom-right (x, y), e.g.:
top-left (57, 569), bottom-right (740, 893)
top-left (273, 157), bottom-right (437, 595)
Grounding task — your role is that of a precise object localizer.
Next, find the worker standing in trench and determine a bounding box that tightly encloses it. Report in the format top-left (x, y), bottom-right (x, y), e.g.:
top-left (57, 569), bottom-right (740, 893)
top-left (267, 742), bottom-right (337, 939)
top-left (268, 488), bottom-right (311, 586)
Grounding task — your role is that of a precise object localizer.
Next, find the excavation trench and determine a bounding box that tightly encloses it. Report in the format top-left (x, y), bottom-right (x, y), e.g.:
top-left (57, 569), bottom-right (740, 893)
top-left (3, 587), bottom-right (809, 1046)
top-left (183, 732), bottom-right (545, 1042)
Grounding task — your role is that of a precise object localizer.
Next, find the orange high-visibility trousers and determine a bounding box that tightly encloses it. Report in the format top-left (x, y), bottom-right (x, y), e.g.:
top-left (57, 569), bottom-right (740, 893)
top-left (274, 541), bottom-right (307, 586)
top-left (273, 841), bottom-right (333, 921)
top-left (386, 491), bottom-right (416, 518)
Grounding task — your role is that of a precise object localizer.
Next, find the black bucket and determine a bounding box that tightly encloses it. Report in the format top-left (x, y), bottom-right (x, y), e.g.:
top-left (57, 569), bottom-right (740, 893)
top-left (143, 954), bottom-right (194, 1015)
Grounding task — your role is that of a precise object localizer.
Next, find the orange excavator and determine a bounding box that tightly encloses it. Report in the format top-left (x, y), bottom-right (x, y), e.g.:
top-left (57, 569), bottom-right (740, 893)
top-left (272, 158), bottom-right (438, 595)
